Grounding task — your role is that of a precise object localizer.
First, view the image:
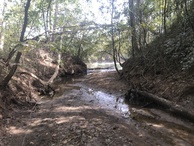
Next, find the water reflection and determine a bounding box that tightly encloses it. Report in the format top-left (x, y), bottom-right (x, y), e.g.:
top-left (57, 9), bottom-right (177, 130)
top-left (80, 87), bottom-right (131, 119)
top-left (54, 75), bottom-right (131, 119)
top-left (86, 62), bottom-right (122, 74)
top-left (51, 70), bottom-right (194, 144)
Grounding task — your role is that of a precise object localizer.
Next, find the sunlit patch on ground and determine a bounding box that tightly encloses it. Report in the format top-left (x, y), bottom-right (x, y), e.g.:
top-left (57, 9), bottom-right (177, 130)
top-left (2, 71), bottom-right (194, 146)
top-left (8, 126), bottom-right (33, 135)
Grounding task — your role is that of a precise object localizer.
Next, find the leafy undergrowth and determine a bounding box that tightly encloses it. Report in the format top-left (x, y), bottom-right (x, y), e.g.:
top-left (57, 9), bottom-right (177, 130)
top-left (122, 26), bottom-right (194, 113)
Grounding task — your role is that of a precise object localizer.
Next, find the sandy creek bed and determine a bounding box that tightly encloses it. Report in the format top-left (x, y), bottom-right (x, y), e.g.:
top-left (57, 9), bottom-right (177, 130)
top-left (1, 70), bottom-right (194, 146)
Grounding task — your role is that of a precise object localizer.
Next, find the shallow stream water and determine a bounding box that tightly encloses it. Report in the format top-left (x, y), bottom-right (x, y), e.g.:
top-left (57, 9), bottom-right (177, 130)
top-left (52, 69), bottom-right (194, 145)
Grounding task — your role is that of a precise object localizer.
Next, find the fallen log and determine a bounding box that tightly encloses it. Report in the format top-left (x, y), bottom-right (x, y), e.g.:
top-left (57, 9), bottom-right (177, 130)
top-left (128, 89), bottom-right (194, 123)
top-left (87, 66), bottom-right (112, 70)
top-left (18, 65), bottom-right (59, 98)
top-left (19, 72), bottom-right (46, 85)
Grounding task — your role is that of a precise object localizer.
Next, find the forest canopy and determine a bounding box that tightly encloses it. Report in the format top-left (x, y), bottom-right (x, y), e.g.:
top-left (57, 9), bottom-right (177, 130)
top-left (0, 0), bottom-right (193, 63)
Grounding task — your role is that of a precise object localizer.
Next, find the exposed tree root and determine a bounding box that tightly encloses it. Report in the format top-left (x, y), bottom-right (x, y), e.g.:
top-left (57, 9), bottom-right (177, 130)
top-left (18, 65), bottom-right (59, 98)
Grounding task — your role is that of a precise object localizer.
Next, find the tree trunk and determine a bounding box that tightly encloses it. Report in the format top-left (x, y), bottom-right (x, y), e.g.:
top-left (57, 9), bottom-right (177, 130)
top-left (42, 9), bottom-right (48, 40)
top-left (42, 0), bottom-right (52, 41)
top-left (128, 89), bottom-right (194, 123)
top-left (137, 0), bottom-right (143, 54)
top-left (77, 44), bottom-right (82, 59)
top-left (163, 0), bottom-right (167, 34)
top-left (1, 0), bottom-right (31, 90)
top-left (46, 0), bottom-right (52, 41)
top-left (52, 0), bottom-right (58, 41)
top-left (5, 44), bottom-right (22, 63)
top-left (0, 52), bottom-right (22, 89)
top-left (0, 0), bottom-right (6, 51)
top-left (111, 0), bottom-right (120, 75)
top-left (184, 0), bottom-right (194, 32)
top-left (129, 0), bottom-right (139, 57)
top-left (48, 55), bottom-right (60, 84)
top-left (19, 71), bottom-right (56, 97)
top-left (20, 0), bottom-right (31, 42)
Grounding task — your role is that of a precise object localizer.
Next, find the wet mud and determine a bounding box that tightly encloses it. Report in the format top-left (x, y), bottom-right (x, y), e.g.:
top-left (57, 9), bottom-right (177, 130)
top-left (51, 73), bottom-right (194, 146)
top-left (3, 71), bottom-right (194, 146)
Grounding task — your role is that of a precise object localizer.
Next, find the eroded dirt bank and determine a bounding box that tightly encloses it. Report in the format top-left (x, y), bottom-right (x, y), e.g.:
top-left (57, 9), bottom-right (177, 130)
top-left (1, 71), bottom-right (194, 146)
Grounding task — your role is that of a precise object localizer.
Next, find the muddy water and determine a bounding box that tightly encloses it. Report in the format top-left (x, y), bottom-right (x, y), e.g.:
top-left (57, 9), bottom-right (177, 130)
top-left (53, 76), bottom-right (129, 118)
top-left (53, 72), bottom-right (194, 146)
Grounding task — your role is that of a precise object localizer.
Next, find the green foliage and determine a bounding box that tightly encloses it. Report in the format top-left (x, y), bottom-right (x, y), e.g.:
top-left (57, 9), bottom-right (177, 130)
top-left (1, 0), bottom-right (194, 63)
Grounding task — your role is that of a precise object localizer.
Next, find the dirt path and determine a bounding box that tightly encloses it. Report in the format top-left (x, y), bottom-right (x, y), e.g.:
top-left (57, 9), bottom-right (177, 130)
top-left (2, 71), bottom-right (194, 146)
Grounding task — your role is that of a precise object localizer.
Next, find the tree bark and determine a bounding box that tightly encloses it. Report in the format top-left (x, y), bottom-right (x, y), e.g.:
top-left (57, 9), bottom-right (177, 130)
top-left (77, 44), bottom-right (82, 58)
top-left (52, 0), bottom-right (58, 41)
top-left (129, 0), bottom-right (139, 57)
top-left (163, 0), bottom-right (167, 34)
top-left (19, 71), bottom-right (56, 97)
top-left (0, 52), bottom-right (22, 89)
top-left (0, 0), bottom-right (31, 90)
top-left (128, 89), bottom-right (194, 123)
top-left (20, 0), bottom-right (31, 42)
top-left (111, 0), bottom-right (120, 75)
top-left (0, 0), bottom-right (6, 51)
top-left (42, 0), bottom-right (52, 41)
top-left (5, 44), bottom-right (22, 63)
top-left (184, 0), bottom-right (194, 32)
top-left (48, 63), bottom-right (59, 84)
top-left (137, 0), bottom-right (143, 54)
top-left (46, 0), bottom-right (52, 41)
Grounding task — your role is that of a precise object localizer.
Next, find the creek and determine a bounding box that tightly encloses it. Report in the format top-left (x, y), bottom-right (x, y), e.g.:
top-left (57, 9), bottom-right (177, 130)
top-left (51, 67), bottom-right (194, 145)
